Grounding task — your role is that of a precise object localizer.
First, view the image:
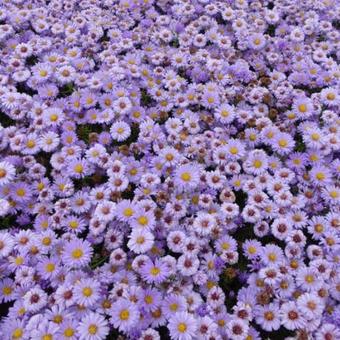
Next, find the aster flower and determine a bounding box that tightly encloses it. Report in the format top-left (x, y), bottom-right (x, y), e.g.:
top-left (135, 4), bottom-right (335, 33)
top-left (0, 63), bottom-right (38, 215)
top-left (168, 312), bottom-right (197, 340)
top-left (73, 277), bottom-right (101, 307)
top-left (174, 164), bottom-right (200, 192)
top-left (280, 301), bottom-right (307, 331)
top-left (128, 228), bottom-right (154, 254)
top-left (110, 298), bottom-right (139, 333)
top-left (62, 239), bottom-right (93, 269)
top-left (0, 161), bottom-right (16, 186)
top-left (77, 312), bottom-right (109, 340)
top-left (140, 259), bottom-right (170, 284)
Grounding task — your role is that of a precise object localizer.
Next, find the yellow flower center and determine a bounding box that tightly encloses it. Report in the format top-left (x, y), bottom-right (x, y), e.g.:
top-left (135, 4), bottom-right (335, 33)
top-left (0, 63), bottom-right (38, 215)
top-left (177, 323), bottom-right (187, 333)
top-left (123, 207), bottom-right (133, 217)
top-left (329, 191), bottom-right (338, 198)
top-left (26, 140), bottom-right (36, 148)
top-left (305, 275), bottom-right (314, 283)
top-left (229, 147), bottom-right (238, 155)
top-left (315, 172), bottom-right (325, 180)
top-left (42, 334), bottom-right (53, 340)
top-left (88, 325), bottom-right (98, 335)
top-left (72, 248), bottom-right (83, 259)
top-left (278, 139), bottom-right (287, 147)
top-left (150, 267), bottom-right (160, 276)
top-left (12, 328), bottom-right (23, 339)
top-left (145, 295), bottom-right (153, 304)
top-left (326, 93), bottom-right (335, 100)
top-left (311, 133), bottom-right (320, 141)
top-left (0, 169), bottom-right (6, 178)
top-left (15, 257), bottom-right (24, 265)
top-left (180, 172), bottom-right (191, 182)
top-left (137, 216), bottom-right (148, 226)
top-left (253, 160), bottom-right (262, 168)
top-left (69, 221), bottom-right (79, 229)
top-left (83, 287), bottom-right (93, 297)
top-left (249, 134), bottom-right (256, 141)
top-left (16, 188), bottom-right (26, 197)
top-left (74, 164), bottom-right (83, 174)
top-left (50, 114), bottom-right (58, 122)
top-left (268, 253), bottom-right (277, 262)
top-left (2, 286), bottom-right (12, 295)
top-left (248, 246), bottom-right (257, 254)
top-left (45, 263), bottom-right (55, 273)
top-left (119, 309), bottom-right (130, 320)
top-left (64, 328), bottom-right (74, 337)
top-left (165, 153), bottom-right (174, 161)
top-left (170, 303), bottom-right (178, 311)
top-left (136, 236), bottom-right (145, 244)
top-left (53, 315), bottom-right (63, 323)
top-left (42, 237), bottom-right (51, 246)
top-left (298, 104), bottom-right (307, 113)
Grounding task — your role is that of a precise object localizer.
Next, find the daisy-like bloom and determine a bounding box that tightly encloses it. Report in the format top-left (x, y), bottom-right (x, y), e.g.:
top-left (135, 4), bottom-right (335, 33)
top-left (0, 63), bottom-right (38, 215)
top-left (320, 87), bottom-right (339, 107)
top-left (321, 185), bottom-right (340, 205)
top-left (174, 164), bottom-right (200, 191)
top-left (248, 33), bottom-right (266, 50)
top-left (127, 228), bottom-right (154, 254)
top-left (74, 278), bottom-right (100, 307)
top-left (226, 318), bottom-right (249, 340)
top-left (168, 312), bottom-right (197, 340)
top-left (77, 312), bottom-right (109, 340)
top-left (292, 96), bottom-right (314, 118)
top-left (36, 256), bottom-right (60, 281)
top-left (11, 182), bottom-right (32, 203)
top-left (29, 321), bottom-right (60, 340)
top-left (59, 319), bottom-right (79, 340)
top-left (113, 97), bottom-right (132, 115)
top-left (0, 278), bottom-right (15, 303)
top-left (271, 132), bottom-right (295, 155)
top-left (32, 62), bottom-right (53, 82)
top-left (140, 259), bottom-right (170, 284)
top-left (110, 298), bottom-right (139, 333)
top-left (0, 232), bottom-right (14, 258)
top-left (244, 149), bottom-right (268, 175)
top-left (62, 239), bottom-right (93, 268)
top-left (162, 294), bottom-right (187, 319)
top-left (177, 254), bottom-right (200, 276)
top-left (296, 267), bottom-right (323, 292)
top-left (214, 104), bottom-right (235, 124)
top-left (38, 131), bottom-right (60, 153)
top-left (0, 161), bottom-right (15, 186)
top-left (23, 287), bottom-right (48, 313)
top-left (226, 139), bottom-right (246, 160)
top-left (94, 201), bottom-right (116, 222)
top-left (242, 239), bottom-right (262, 259)
top-left (131, 209), bottom-right (156, 231)
top-left (297, 292), bottom-right (324, 320)
top-left (280, 301), bottom-right (307, 331)
top-left (193, 212), bottom-right (216, 236)
top-left (159, 146), bottom-right (180, 167)
top-left (261, 244), bottom-right (284, 266)
top-left (43, 107), bottom-right (65, 126)
top-left (110, 121), bottom-right (131, 142)
top-left (309, 165), bottom-right (333, 186)
top-left (56, 65), bottom-right (76, 84)
top-left (315, 323), bottom-right (340, 340)
top-left (254, 302), bottom-right (280, 332)
top-left (139, 328), bottom-right (161, 340)
top-left (63, 215), bottom-right (86, 234)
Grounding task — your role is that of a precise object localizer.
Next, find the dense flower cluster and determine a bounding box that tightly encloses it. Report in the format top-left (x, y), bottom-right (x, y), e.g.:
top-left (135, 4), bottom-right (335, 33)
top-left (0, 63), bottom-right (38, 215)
top-left (0, 0), bottom-right (339, 339)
